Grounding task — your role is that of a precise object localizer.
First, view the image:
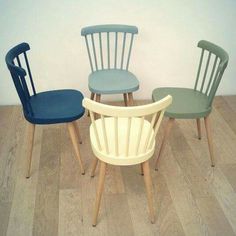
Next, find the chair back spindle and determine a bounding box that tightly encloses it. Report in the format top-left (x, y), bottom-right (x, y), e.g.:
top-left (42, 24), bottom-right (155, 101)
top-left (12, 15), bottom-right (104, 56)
top-left (193, 40), bottom-right (229, 107)
top-left (81, 24), bottom-right (138, 72)
top-left (5, 42), bottom-right (37, 116)
top-left (90, 111), bottom-right (102, 150)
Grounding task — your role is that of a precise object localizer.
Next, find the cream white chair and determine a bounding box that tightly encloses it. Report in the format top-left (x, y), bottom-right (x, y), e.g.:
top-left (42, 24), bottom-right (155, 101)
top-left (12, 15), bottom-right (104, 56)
top-left (83, 95), bottom-right (172, 226)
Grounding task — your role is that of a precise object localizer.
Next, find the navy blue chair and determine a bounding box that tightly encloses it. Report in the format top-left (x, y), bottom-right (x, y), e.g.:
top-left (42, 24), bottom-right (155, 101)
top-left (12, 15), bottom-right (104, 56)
top-left (5, 42), bottom-right (85, 178)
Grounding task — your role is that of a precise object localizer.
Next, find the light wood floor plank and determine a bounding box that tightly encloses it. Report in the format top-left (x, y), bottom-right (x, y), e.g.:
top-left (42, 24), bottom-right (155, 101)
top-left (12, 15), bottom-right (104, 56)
top-left (167, 123), bottom-right (213, 198)
top-left (214, 96), bottom-right (236, 135)
top-left (7, 127), bottom-right (42, 236)
top-left (58, 189), bottom-right (83, 236)
top-left (160, 144), bottom-right (208, 236)
top-left (220, 164), bottom-right (236, 192)
top-left (196, 196), bottom-right (235, 236)
top-left (210, 167), bottom-right (236, 233)
top-left (209, 108), bottom-right (236, 164)
top-left (0, 106), bottom-right (26, 235)
top-left (154, 171), bottom-right (185, 236)
top-left (104, 193), bottom-right (134, 236)
top-left (32, 128), bottom-right (61, 236)
top-left (121, 166), bottom-right (159, 236)
top-left (224, 95), bottom-right (236, 112)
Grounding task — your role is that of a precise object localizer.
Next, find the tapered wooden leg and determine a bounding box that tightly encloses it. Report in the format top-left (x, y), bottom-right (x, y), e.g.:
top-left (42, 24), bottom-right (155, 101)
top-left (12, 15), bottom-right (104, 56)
top-left (95, 94), bottom-right (101, 119)
top-left (128, 92), bottom-right (134, 106)
top-left (204, 116), bottom-right (215, 167)
top-left (88, 92), bottom-right (95, 116)
top-left (91, 92), bottom-right (95, 100)
top-left (96, 94), bottom-right (101, 102)
top-left (93, 161), bottom-right (106, 226)
top-left (196, 118), bottom-right (201, 140)
top-left (155, 118), bottom-right (175, 170)
top-left (72, 121), bottom-right (82, 144)
top-left (142, 161), bottom-right (155, 223)
top-left (123, 93), bottom-right (128, 106)
top-left (67, 122), bottom-right (85, 174)
top-left (91, 158), bottom-right (98, 177)
top-left (26, 123), bottom-right (35, 178)
top-left (140, 164), bottom-right (144, 175)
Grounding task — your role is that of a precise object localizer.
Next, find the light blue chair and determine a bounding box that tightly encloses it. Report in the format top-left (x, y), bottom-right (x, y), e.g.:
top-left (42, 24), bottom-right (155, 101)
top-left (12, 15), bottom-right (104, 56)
top-left (81, 24), bottom-right (139, 105)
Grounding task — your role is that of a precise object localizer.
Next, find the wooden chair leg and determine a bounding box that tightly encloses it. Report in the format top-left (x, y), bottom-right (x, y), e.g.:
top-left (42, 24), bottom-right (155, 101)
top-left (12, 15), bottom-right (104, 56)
top-left (93, 161), bottom-right (106, 226)
top-left (96, 94), bottom-right (101, 102)
top-left (123, 93), bottom-right (128, 106)
top-left (196, 118), bottom-right (201, 140)
top-left (142, 161), bottom-right (155, 223)
top-left (204, 116), bottom-right (215, 167)
top-left (155, 118), bottom-right (175, 170)
top-left (72, 121), bottom-right (82, 144)
top-left (91, 92), bottom-right (95, 100)
top-left (95, 94), bottom-right (101, 119)
top-left (140, 164), bottom-right (144, 175)
top-left (88, 92), bottom-right (95, 116)
top-left (26, 123), bottom-right (35, 178)
top-left (67, 122), bottom-right (85, 175)
top-left (128, 92), bottom-right (134, 106)
top-left (91, 158), bottom-right (98, 177)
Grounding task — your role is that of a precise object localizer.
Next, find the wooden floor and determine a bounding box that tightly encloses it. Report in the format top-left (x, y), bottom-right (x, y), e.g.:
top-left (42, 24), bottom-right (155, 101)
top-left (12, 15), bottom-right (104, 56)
top-left (1, 96), bottom-right (236, 236)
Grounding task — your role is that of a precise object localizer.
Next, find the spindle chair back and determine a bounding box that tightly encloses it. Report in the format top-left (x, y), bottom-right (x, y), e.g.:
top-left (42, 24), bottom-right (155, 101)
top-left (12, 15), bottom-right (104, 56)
top-left (81, 24), bottom-right (138, 72)
top-left (6, 42), bottom-right (36, 116)
top-left (83, 95), bottom-right (172, 161)
top-left (194, 40), bottom-right (229, 107)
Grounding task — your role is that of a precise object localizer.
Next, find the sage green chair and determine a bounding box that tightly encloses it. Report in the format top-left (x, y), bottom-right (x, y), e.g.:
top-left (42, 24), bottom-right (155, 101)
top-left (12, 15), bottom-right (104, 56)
top-left (152, 40), bottom-right (229, 169)
top-left (81, 24), bottom-right (139, 105)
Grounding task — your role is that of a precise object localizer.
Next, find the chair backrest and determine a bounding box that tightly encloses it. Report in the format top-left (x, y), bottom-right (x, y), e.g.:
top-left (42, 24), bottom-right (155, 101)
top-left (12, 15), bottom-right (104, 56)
top-left (81, 24), bottom-right (138, 72)
top-left (194, 40), bottom-right (229, 106)
top-left (83, 96), bottom-right (172, 157)
top-left (5, 42), bottom-right (36, 116)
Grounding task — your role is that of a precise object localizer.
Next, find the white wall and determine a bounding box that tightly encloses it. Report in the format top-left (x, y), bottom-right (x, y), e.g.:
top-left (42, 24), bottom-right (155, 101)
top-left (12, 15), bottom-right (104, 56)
top-left (1, 0), bottom-right (236, 105)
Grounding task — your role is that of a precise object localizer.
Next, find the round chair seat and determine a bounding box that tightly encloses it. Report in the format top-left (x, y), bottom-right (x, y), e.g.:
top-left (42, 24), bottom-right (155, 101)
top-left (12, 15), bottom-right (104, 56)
top-left (90, 117), bottom-right (155, 166)
top-left (152, 87), bottom-right (211, 119)
top-left (88, 69), bottom-right (139, 94)
top-left (26, 89), bottom-right (85, 124)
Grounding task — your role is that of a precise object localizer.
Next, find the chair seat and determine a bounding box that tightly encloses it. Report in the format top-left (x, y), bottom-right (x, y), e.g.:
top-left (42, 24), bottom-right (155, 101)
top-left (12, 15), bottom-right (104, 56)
top-left (90, 117), bottom-right (155, 166)
top-left (88, 69), bottom-right (139, 94)
top-left (152, 87), bottom-right (211, 119)
top-left (25, 89), bottom-right (85, 124)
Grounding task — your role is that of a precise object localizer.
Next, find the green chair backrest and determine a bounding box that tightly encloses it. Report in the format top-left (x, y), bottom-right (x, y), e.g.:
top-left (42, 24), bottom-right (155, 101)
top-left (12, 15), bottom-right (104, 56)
top-left (194, 40), bottom-right (229, 107)
top-left (81, 24), bottom-right (138, 72)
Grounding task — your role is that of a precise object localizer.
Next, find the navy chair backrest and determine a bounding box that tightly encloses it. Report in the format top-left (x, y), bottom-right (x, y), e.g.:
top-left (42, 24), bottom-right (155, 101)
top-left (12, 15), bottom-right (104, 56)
top-left (5, 43), bottom-right (36, 116)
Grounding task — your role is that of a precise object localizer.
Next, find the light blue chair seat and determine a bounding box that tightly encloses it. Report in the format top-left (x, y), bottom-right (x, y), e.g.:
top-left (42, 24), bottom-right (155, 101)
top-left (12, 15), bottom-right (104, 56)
top-left (89, 69), bottom-right (139, 94)
top-left (81, 24), bottom-right (139, 104)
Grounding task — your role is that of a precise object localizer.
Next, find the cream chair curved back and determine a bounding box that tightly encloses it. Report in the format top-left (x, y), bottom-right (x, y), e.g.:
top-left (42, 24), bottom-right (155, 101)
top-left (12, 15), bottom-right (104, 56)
top-left (83, 95), bottom-right (172, 226)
